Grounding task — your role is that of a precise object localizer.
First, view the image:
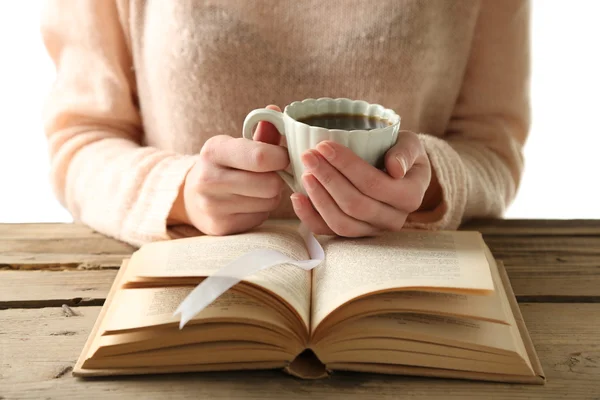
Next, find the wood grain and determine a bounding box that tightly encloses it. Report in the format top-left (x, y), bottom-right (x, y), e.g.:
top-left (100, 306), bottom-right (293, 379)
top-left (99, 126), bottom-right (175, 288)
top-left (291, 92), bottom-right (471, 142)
top-left (1, 256), bottom-right (598, 310)
top-left (2, 220), bottom-right (600, 270)
top-left (2, 221), bottom-right (599, 399)
top-left (1, 304), bottom-right (599, 399)
top-left (483, 234), bottom-right (600, 302)
top-left (1, 220), bottom-right (599, 305)
top-left (0, 271), bottom-right (116, 309)
top-left (0, 223), bottom-right (135, 270)
top-left (462, 219), bottom-right (600, 236)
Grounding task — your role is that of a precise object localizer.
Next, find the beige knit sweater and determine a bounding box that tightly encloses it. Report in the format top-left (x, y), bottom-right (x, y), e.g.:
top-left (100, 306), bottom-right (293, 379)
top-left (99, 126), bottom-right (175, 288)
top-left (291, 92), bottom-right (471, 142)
top-left (40, 0), bottom-right (530, 247)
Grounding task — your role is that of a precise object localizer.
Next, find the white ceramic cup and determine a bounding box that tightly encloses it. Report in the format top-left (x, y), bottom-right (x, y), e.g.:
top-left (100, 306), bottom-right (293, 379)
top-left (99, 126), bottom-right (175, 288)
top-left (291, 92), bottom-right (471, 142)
top-left (242, 97), bottom-right (401, 194)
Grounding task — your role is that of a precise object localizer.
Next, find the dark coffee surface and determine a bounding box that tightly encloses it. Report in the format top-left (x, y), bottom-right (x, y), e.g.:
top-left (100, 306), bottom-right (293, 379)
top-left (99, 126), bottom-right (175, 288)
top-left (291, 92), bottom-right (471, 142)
top-left (298, 114), bottom-right (391, 130)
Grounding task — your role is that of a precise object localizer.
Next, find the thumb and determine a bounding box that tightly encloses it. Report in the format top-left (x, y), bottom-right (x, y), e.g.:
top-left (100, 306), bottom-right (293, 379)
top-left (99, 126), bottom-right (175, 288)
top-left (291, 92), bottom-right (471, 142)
top-left (253, 104), bottom-right (283, 145)
top-left (384, 130), bottom-right (426, 179)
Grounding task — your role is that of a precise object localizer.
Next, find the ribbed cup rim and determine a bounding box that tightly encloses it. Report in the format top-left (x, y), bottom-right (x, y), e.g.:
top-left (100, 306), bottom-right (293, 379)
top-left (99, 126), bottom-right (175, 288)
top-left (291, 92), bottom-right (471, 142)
top-left (284, 97), bottom-right (400, 133)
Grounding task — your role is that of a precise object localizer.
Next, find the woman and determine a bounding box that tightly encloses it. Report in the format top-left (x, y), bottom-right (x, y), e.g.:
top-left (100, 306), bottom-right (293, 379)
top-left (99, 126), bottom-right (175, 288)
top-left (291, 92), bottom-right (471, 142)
top-left (40, 0), bottom-right (530, 246)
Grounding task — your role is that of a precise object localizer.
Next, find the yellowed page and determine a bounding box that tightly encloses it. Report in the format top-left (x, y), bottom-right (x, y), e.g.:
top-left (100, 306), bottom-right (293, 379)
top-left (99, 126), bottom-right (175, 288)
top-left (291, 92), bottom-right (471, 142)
top-left (311, 231), bottom-right (494, 330)
top-left (74, 258), bottom-right (296, 378)
top-left (102, 287), bottom-right (295, 337)
top-left (87, 342), bottom-right (294, 369)
top-left (123, 222), bottom-right (312, 328)
top-left (320, 337), bottom-right (521, 365)
top-left (322, 312), bottom-right (519, 356)
top-left (484, 248), bottom-right (530, 368)
top-left (315, 254), bottom-right (532, 364)
top-left (496, 259), bottom-right (545, 382)
top-left (96, 323), bottom-right (293, 357)
top-left (326, 362), bottom-right (543, 384)
top-left (74, 259), bottom-right (131, 377)
top-left (75, 360), bottom-right (287, 378)
top-left (316, 256), bottom-right (539, 383)
top-left (320, 348), bottom-right (532, 376)
top-left (317, 289), bottom-right (509, 336)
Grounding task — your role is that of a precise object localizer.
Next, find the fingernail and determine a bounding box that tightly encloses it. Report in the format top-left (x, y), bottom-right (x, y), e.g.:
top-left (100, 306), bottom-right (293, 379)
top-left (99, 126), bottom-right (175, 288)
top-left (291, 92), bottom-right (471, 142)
top-left (395, 155), bottom-right (408, 176)
top-left (303, 173), bottom-right (317, 189)
top-left (317, 142), bottom-right (335, 160)
top-left (290, 194), bottom-right (301, 209)
top-left (302, 151), bottom-right (319, 170)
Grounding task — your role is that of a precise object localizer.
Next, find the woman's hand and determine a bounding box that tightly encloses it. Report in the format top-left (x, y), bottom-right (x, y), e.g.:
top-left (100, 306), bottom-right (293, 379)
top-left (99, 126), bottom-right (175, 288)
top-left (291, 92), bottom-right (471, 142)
top-left (170, 106), bottom-right (289, 235)
top-left (291, 130), bottom-right (442, 236)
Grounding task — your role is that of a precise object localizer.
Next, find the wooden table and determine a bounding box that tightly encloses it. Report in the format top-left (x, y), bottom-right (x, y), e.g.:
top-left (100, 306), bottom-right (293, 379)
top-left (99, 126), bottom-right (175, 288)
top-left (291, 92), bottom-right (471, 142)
top-left (1, 220), bottom-right (599, 399)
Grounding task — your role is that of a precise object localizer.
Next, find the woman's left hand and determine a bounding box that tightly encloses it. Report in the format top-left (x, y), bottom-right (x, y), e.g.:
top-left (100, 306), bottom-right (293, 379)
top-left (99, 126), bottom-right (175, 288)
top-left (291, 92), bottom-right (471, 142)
top-left (290, 131), bottom-right (440, 236)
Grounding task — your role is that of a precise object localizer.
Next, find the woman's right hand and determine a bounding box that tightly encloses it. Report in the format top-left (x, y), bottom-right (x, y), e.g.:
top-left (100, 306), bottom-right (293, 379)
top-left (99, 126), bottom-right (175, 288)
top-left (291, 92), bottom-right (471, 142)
top-left (169, 106), bottom-right (289, 235)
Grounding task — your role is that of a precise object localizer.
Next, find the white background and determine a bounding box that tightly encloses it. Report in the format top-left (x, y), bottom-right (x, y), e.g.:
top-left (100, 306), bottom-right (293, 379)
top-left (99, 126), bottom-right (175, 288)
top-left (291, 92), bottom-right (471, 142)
top-left (0, 0), bottom-right (598, 223)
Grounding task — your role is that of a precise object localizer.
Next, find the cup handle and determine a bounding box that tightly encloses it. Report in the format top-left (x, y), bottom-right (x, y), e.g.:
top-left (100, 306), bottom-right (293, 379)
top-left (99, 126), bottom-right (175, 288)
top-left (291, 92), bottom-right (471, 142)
top-left (242, 108), bottom-right (298, 192)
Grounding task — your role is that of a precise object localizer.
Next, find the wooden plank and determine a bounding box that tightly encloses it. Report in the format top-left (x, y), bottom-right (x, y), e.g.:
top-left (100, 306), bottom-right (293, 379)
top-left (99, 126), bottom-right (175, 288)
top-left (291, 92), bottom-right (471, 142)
top-left (503, 264), bottom-right (600, 302)
top-left (0, 223), bottom-right (135, 270)
top-left (1, 222), bottom-right (599, 300)
top-left (484, 236), bottom-right (600, 256)
top-left (0, 253), bottom-right (127, 270)
top-left (0, 271), bottom-right (116, 309)
top-left (1, 304), bottom-right (599, 399)
top-left (6, 219), bottom-right (597, 239)
top-left (463, 219), bottom-right (600, 236)
top-left (3, 220), bottom-right (600, 270)
top-left (2, 221), bottom-right (600, 269)
top-left (0, 223), bottom-right (119, 240)
top-left (1, 241), bottom-right (600, 309)
top-left (0, 272), bottom-right (597, 305)
top-left (6, 220), bottom-right (600, 241)
top-left (482, 236), bottom-right (600, 301)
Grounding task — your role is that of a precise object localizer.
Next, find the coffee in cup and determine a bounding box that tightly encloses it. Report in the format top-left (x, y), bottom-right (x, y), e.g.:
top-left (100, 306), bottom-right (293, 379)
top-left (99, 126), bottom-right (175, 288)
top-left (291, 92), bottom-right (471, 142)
top-left (298, 114), bottom-right (393, 131)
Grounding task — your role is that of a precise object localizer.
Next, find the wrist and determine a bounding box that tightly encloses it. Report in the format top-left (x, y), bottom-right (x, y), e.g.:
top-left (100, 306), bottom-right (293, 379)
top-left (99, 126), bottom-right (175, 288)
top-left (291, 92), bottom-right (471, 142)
top-left (167, 180), bottom-right (191, 226)
top-left (419, 166), bottom-right (443, 212)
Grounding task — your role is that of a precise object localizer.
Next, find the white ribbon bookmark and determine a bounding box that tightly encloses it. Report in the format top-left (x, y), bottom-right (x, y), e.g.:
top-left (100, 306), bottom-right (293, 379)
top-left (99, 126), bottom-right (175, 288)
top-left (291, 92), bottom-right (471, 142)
top-left (174, 224), bottom-right (325, 329)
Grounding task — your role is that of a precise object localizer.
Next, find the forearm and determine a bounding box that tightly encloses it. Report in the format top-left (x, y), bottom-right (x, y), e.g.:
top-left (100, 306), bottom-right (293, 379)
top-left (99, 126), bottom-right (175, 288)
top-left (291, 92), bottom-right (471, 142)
top-left (406, 133), bottom-right (523, 230)
top-left (50, 128), bottom-right (197, 246)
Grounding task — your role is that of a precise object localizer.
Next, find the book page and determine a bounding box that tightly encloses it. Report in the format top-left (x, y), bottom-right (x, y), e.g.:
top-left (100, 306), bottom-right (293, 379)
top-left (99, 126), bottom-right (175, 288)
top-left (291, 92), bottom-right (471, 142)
top-left (319, 337), bottom-right (520, 365)
top-left (123, 222), bottom-right (313, 328)
top-left (317, 288), bottom-right (510, 336)
top-left (311, 231), bottom-right (494, 330)
top-left (484, 247), bottom-right (531, 367)
top-left (102, 286), bottom-right (296, 335)
top-left (96, 323), bottom-right (293, 358)
top-left (324, 312), bottom-right (519, 355)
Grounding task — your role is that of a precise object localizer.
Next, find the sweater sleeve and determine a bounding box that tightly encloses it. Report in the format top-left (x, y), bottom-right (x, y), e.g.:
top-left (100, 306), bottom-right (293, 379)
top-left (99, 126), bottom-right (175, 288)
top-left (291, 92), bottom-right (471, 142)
top-left (41, 0), bottom-right (198, 247)
top-left (405, 0), bottom-right (530, 230)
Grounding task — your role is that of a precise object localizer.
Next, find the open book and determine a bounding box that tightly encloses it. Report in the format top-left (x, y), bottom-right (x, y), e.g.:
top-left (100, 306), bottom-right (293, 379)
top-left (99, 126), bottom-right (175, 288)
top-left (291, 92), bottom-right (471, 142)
top-left (74, 222), bottom-right (545, 384)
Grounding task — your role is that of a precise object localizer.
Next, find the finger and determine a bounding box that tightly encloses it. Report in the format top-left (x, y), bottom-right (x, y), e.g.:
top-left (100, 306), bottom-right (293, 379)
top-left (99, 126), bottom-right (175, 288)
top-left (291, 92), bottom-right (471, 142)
top-left (384, 130), bottom-right (430, 182)
top-left (204, 212), bottom-right (270, 236)
top-left (315, 140), bottom-right (430, 211)
top-left (383, 131), bottom-right (432, 211)
top-left (290, 193), bottom-right (334, 235)
top-left (218, 194), bottom-right (282, 214)
top-left (227, 170), bottom-right (284, 198)
top-left (314, 141), bottom-right (400, 206)
top-left (201, 135), bottom-right (289, 172)
top-left (302, 150), bottom-right (408, 231)
top-left (196, 164), bottom-right (284, 199)
top-left (302, 173), bottom-right (380, 237)
top-left (253, 105), bottom-right (283, 145)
